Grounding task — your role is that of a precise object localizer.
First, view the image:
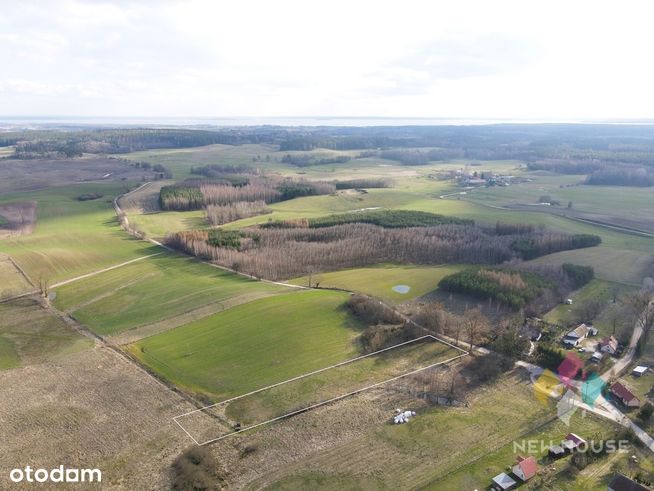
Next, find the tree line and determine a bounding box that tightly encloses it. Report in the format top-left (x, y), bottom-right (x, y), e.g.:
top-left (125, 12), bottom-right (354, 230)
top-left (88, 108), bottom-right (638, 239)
top-left (206, 201), bottom-right (270, 226)
top-left (511, 234), bottom-right (601, 260)
top-left (159, 177), bottom-right (335, 211)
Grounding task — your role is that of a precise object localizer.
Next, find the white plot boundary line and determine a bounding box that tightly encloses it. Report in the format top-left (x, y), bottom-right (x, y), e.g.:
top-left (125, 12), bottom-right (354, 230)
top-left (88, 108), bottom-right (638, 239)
top-left (173, 334), bottom-right (468, 445)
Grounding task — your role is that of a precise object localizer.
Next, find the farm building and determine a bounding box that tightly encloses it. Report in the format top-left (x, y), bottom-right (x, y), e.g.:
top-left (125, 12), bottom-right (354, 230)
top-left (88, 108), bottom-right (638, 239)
top-left (562, 324), bottom-right (595, 347)
top-left (610, 382), bottom-right (641, 408)
top-left (633, 366), bottom-right (649, 377)
top-left (608, 473), bottom-right (650, 491)
top-left (511, 456), bottom-right (538, 482)
top-left (599, 336), bottom-right (619, 355)
top-left (491, 472), bottom-right (517, 491)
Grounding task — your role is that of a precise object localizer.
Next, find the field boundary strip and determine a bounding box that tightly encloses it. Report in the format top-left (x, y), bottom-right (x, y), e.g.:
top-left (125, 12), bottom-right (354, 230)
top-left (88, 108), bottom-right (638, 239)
top-left (173, 334), bottom-right (468, 445)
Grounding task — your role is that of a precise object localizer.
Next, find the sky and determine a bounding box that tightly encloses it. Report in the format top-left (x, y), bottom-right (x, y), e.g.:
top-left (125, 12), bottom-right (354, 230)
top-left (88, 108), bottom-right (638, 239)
top-left (1, 0), bottom-right (654, 120)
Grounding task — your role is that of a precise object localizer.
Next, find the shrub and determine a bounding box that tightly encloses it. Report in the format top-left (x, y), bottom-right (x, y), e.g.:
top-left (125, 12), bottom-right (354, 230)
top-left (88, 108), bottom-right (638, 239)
top-left (562, 263), bottom-right (595, 289)
top-left (171, 446), bottom-right (226, 491)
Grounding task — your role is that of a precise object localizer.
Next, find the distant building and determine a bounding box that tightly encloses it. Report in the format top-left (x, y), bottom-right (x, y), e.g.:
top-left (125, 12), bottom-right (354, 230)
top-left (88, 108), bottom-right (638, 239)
top-left (512, 456), bottom-right (538, 482)
top-left (599, 336), bottom-right (619, 355)
top-left (491, 472), bottom-right (517, 491)
top-left (610, 382), bottom-right (641, 408)
top-left (608, 473), bottom-right (650, 491)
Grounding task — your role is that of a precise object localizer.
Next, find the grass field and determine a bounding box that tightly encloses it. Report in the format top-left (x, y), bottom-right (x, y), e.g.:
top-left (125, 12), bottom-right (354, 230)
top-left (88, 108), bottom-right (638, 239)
top-left (289, 264), bottom-right (466, 304)
top-left (544, 279), bottom-right (636, 334)
top-left (178, 336), bottom-right (461, 443)
top-left (0, 254), bottom-right (33, 298)
top-left (0, 297), bottom-right (92, 370)
top-left (117, 143), bottom-right (280, 179)
top-left (253, 369), bottom-right (619, 490)
top-left (128, 209), bottom-right (207, 239)
top-left (468, 177), bottom-right (654, 232)
top-left (0, 182), bottom-right (156, 284)
top-left (128, 289), bottom-right (363, 400)
top-left (53, 253), bottom-right (288, 337)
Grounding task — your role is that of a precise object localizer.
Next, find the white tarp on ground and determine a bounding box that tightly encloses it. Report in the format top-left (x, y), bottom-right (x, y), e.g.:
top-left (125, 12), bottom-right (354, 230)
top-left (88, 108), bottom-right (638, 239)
top-left (393, 410), bottom-right (416, 424)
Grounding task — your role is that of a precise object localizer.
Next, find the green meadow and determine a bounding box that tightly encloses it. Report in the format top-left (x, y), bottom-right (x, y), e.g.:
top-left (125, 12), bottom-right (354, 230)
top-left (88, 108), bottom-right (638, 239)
top-left (0, 182), bottom-right (156, 284)
top-left (127, 289), bottom-right (362, 400)
top-left (53, 253), bottom-right (288, 337)
top-left (289, 264), bottom-right (466, 304)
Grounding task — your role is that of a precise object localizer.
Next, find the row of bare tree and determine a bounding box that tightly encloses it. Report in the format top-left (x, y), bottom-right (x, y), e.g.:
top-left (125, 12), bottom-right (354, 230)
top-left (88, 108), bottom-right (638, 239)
top-left (205, 201), bottom-right (270, 225)
top-left (200, 183), bottom-right (281, 206)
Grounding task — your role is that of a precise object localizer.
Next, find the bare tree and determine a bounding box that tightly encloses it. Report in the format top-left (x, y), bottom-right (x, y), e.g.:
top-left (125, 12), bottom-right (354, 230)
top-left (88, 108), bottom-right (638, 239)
top-left (462, 307), bottom-right (490, 350)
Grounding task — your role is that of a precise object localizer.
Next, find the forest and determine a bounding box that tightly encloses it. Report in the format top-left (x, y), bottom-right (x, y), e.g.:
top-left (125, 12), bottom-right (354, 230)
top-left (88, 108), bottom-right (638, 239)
top-left (511, 234), bottom-right (601, 259)
top-left (439, 262), bottom-right (594, 311)
top-left (527, 160), bottom-right (654, 187)
top-left (306, 210), bottom-right (473, 228)
top-left (166, 219), bottom-right (603, 281)
top-left (5, 125), bottom-right (654, 172)
top-left (439, 267), bottom-right (555, 310)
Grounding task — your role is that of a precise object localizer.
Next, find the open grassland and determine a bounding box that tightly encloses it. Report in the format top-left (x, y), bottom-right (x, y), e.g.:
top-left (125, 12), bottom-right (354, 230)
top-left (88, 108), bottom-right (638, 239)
top-left (528, 247), bottom-right (653, 286)
top-left (0, 156), bottom-right (154, 194)
top-left (222, 369), bottom-right (617, 490)
top-left (118, 180), bottom-right (208, 239)
top-left (289, 264), bottom-right (466, 304)
top-left (468, 175), bottom-right (654, 233)
top-left (0, 182), bottom-right (156, 284)
top-left (0, 254), bottom-right (33, 298)
top-left (53, 252), bottom-right (288, 337)
top-left (118, 143), bottom-right (280, 178)
top-left (0, 297), bottom-right (92, 370)
top-left (130, 208), bottom-right (207, 239)
top-left (0, 345), bottom-right (195, 490)
top-left (128, 290), bottom-right (362, 400)
top-left (179, 337), bottom-right (460, 443)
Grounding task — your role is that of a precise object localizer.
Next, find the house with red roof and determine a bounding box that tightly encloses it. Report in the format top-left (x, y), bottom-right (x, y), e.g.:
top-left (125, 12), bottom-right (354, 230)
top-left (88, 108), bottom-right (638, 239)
top-left (610, 382), bottom-right (641, 408)
top-left (512, 455), bottom-right (538, 482)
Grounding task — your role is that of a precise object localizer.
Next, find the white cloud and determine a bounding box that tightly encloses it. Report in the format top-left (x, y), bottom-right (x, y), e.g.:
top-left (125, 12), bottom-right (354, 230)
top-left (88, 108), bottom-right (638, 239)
top-left (1, 0), bottom-right (654, 118)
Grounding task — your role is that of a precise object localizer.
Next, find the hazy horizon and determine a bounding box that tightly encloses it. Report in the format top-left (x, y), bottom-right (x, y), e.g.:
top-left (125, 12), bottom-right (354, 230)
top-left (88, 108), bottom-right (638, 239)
top-left (3, 0), bottom-right (654, 120)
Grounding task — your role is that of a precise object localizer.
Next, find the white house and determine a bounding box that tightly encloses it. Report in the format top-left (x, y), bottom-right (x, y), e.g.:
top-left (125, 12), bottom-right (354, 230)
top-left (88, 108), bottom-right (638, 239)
top-left (563, 324), bottom-right (591, 347)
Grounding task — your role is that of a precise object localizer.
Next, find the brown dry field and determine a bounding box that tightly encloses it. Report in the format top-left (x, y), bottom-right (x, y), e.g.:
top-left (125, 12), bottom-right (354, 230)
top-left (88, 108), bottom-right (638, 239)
top-left (0, 157), bottom-right (154, 194)
top-left (118, 180), bottom-right (169, 213)
top-left (0, 345), bottom-right (197, 490)
top-left (195, 364), bottom-right (462, 489)
top-left (0, 201), bottom-right (37, 237)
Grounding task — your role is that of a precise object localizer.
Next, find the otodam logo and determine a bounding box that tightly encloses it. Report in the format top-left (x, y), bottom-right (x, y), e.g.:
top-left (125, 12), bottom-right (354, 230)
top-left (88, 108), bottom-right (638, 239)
top-left (9, 466), bottom-right (102, 484)
top-left (533, 351), bottom-right (606, 425)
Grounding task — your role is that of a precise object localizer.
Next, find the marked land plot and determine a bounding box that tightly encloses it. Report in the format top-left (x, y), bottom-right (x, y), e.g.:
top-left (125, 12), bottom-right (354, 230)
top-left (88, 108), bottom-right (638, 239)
top-left (174, 335), bottom-right (466, 445)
